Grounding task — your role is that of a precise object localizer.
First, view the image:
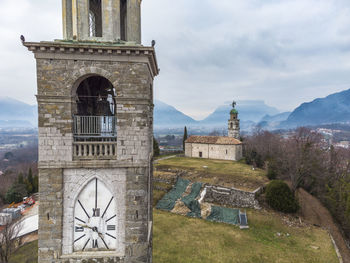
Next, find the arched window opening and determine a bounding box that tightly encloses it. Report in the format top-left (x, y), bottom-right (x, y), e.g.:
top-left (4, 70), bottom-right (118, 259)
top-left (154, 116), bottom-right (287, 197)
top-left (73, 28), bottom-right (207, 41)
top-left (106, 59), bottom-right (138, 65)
top-left (74, 76), bottom-right (116, 141)
top-left (230, 122), bottom-right (233, 129)
top-left (89, 0), bottom-right (102, 37)
top-left (120, 0), bottom-right (127, 41)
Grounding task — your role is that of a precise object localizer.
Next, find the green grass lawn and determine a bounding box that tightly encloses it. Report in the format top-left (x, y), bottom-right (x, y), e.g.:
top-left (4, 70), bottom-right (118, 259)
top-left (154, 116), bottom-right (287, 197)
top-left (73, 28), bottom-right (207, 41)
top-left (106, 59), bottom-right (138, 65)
top-left (155, 157), bottom-right (268, 191)
top-left (9, 240), bottom-right (38, 263)
top-left (153, 208), bottom-right (338, 263)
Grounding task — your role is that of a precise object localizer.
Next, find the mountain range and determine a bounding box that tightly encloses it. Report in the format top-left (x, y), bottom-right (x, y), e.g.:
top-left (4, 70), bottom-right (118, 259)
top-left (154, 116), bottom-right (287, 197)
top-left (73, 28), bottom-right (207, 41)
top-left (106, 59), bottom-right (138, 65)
top-left (281, 88), bottom-right (350, 128)
top-left (0, 97), bottom-right (37, 128)
top-left (154, 100), bottom-right (280, 129)
top-left (154, 88), bottom-right (350, 130)
top-left (1, 88), bottom-right (350, 130)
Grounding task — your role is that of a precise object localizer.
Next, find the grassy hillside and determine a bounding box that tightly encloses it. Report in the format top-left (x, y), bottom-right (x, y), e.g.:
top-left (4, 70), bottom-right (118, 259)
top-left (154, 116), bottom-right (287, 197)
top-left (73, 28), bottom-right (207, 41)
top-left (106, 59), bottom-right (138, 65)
top-left (155, 157), bottom-right (268, 191)
top-left (153, 157), bottom-right (338, 263)
top-left (153, 204), bottom-right (338, 263)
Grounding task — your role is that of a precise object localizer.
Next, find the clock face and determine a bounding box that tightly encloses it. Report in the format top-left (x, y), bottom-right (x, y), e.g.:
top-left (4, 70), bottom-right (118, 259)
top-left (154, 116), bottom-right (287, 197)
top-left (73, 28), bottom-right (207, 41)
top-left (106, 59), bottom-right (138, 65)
top-left (73, 178), bottom-right (117, 252)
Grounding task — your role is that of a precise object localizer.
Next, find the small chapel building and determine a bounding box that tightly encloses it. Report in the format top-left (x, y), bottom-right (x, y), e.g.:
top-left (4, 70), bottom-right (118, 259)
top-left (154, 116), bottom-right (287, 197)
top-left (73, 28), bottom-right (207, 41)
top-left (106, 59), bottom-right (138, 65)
top-left (185, 101), bottom-right (243, 161)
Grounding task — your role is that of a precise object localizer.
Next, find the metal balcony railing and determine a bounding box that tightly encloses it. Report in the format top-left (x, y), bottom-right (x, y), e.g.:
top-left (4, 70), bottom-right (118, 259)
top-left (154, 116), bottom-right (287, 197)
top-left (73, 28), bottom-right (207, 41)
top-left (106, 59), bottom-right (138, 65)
top-left (73, 115), bottom-right (117, 138)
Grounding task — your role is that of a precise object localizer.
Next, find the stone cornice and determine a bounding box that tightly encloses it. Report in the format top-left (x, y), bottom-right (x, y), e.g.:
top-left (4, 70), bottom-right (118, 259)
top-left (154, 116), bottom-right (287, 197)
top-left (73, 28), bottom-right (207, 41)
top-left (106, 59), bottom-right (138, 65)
top-left (23, 41), bottom-right (159, 77)
top-left (38, 160), bottom-right (150, 169)
top-left (36, 95), bottom-right (152, 104)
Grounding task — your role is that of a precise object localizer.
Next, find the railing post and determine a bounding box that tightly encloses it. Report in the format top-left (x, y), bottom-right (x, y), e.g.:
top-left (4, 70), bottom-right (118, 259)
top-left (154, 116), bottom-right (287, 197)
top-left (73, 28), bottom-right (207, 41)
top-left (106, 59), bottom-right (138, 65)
top-left (78, 144), bottom-right (82, 157)
top-left (89, 144), bottom-right (92, 156)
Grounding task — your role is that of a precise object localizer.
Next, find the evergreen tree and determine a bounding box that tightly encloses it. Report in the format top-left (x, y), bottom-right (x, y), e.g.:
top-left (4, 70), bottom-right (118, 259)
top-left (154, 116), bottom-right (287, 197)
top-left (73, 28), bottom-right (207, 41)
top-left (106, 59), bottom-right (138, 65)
top-left (17, 173), bottom-right (24, 184)
top-left (5, 183), bottom-right (27, 204)
top-left (24, 178), bottom-right (33, 195)
top-left (28, 168), bottom-right (33, 187)
top-left (153, 137), bottom-right (160, 157)
top-left (33, 175), bottom-right (39, 193)
top-left (183, 126), bottom-right (188, 151)
top-left (27, 168), bottom-right (34, 194)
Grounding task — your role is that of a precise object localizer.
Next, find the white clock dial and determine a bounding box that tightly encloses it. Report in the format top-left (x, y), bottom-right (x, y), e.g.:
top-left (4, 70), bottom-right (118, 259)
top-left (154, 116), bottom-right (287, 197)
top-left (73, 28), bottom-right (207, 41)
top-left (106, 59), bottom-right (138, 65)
top-left (73, 178), bottom-right (117, 251)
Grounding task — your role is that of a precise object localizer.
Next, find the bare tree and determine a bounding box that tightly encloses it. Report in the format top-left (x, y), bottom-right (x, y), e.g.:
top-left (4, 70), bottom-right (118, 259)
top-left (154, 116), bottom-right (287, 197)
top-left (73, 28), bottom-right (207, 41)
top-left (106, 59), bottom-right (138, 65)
top-left (208, 129), bottom-right (221, 136)
top-left (0, 220), bottom-right (23, 263)
top-left (282, 127), bottom-right (325, 192)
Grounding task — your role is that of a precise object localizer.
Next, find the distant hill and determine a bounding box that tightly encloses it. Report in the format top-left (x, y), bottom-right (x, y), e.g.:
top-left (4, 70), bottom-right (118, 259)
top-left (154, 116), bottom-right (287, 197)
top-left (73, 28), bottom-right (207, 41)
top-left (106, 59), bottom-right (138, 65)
top-left (257, 112), bottom-right (291, 130)
top-left (282, 88), bottom-right (350, 128)
top-left (0, 97), bottom-right (37, 127)
top-left (154, 100), bottom-right (198, 128)
top-left (201, 100), bottom-right (280, 125)
top-left (0, 120), bottom-right (34, 128)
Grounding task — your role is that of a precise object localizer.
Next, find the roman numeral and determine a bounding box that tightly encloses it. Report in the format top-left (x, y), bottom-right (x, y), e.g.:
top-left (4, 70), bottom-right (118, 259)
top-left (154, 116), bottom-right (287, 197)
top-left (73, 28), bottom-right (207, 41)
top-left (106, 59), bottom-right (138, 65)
top-left (92, 208), bottom-right (100, 217)
top-left (107, 225), bottom-right (115, 231)
top-left (92, 239), bottom-right (98, 248)
top-left (75, 226), bottom-right (84, 232)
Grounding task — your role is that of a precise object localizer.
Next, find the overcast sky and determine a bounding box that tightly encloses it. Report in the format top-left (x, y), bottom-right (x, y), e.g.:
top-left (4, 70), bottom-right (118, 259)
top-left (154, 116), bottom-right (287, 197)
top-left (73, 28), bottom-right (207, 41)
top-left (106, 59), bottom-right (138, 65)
top-left (1, 0), bottom-right (350, 120)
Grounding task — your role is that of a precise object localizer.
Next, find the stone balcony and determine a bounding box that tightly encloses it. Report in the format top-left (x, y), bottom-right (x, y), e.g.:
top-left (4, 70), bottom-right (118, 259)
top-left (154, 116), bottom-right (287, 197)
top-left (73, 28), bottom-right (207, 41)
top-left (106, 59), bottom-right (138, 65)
top-left (73, 115), bottom-right (117, 160)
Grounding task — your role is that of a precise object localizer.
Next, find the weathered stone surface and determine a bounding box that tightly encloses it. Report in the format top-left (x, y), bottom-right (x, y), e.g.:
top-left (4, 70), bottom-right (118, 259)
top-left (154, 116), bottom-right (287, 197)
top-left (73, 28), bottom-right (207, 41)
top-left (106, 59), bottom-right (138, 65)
top-left (34, 45), bottom-right (155, 263)
top-left (204, 185), bottom-right (262, 209)
top-left (185, 142), bottom-right (242, 161)
top-left (62, 0), bottom-right (141, 43)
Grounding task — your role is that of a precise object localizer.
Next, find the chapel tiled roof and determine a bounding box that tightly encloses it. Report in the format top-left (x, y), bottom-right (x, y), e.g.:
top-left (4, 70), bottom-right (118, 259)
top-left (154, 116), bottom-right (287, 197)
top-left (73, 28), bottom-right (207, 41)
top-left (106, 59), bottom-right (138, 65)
top-left (185, 135), bottom-right (242, 145)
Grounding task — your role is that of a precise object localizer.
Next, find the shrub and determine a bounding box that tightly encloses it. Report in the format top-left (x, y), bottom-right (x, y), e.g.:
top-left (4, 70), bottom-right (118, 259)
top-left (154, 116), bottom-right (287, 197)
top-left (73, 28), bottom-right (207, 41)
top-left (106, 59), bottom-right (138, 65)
top-left (245, 149), bottom-right (264, 168)
top-left (265, 180), bottom-right (298, 213)
top-left (267, 160), bottom-right (279, 180)
top-left (5, 183), bottom-right (28, 204)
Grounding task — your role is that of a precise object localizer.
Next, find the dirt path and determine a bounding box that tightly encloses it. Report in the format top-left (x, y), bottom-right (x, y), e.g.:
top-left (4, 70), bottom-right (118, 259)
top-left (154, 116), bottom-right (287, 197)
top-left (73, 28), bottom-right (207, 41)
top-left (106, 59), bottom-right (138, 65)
top-left (297, 188), bottom-right (350, 262)
top-left (154, 155), bottom-right (177, 163)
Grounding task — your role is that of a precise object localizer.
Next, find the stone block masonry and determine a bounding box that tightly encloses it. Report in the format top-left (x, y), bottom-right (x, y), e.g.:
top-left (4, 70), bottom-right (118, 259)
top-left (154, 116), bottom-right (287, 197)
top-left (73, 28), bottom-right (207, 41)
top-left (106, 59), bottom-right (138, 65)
top-left (24, 42), bottom-right (159, 263)
top-left (204, 185), bottom-right (262, 209)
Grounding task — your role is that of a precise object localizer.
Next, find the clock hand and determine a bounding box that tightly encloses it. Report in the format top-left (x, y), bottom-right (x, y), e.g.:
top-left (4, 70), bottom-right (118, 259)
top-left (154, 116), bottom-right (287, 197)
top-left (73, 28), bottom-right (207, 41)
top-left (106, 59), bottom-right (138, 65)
top-left (78, 224), bottom-right (94, 230)
top-left (78, 224), bottom-right (104, 235)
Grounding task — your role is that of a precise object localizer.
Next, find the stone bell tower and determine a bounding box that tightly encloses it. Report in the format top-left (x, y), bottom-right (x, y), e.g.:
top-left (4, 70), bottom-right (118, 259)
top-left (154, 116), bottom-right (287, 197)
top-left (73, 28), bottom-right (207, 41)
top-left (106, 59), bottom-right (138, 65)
top-left (228, 101), bottom-right (240, 139)
top-left (23, 1), bottom-right (158, 262)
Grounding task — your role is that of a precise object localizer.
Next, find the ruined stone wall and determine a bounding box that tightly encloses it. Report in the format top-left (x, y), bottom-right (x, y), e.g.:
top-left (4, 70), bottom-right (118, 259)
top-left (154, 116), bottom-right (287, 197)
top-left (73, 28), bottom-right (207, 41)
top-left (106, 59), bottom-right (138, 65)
top-left (204, 185), bottom-right (262, 209)
top-left (35, 49), bottom-right (154, 263)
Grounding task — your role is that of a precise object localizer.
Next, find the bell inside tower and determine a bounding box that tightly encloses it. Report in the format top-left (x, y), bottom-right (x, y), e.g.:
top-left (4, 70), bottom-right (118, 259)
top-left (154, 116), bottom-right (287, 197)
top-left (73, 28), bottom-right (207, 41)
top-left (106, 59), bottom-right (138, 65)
top-left (89, 0), bottom-right (103, 37)
top-left (74, 76), bottom-right (116, 141)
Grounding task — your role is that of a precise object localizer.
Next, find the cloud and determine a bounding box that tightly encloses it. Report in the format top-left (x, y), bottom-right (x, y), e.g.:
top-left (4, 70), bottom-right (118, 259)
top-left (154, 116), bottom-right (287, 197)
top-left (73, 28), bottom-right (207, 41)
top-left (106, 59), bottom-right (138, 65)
top-left (1, 0), bottom-right (350, 119)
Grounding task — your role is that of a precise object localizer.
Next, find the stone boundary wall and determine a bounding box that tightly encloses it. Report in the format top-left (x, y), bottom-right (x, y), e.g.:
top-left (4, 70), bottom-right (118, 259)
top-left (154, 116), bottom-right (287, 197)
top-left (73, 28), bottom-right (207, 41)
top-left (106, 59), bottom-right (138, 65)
top-left (203, 185), bottom-right (263, 209)
top-left (329, 232), bottom-right (343, 263)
